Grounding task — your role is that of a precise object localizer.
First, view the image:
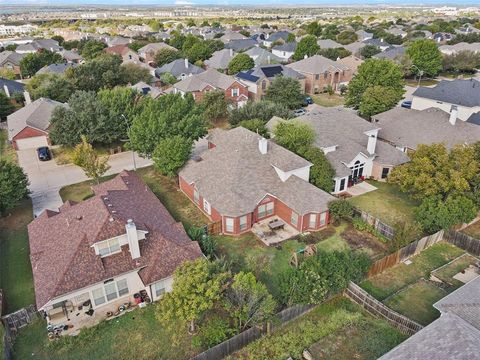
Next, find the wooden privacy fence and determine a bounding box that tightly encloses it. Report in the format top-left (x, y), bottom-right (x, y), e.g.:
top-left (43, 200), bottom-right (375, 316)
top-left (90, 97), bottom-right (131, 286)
top-left (353, 208), bottom-right (394, 240)
top-left (444, 230), bottom-right (480, 256)
top-left (368, 230), bottom-right (444, 277)
top-left (190, 304), bottom-right (314, 360)
top-left (344, 281), bottom-right (423, 336)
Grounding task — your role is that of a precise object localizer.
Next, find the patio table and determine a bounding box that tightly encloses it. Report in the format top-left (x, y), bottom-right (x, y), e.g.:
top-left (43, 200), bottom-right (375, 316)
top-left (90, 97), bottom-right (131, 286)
top-left (268, 219), bottom-right (285, 230)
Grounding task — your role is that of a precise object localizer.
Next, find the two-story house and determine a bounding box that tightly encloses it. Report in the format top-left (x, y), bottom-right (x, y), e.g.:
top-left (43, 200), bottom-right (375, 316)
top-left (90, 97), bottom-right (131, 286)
top-left (0, 51), bottom-right (25, 78)
top-left (28, 171), bottom-right (202, 333)
top-left (104, 44), bottom-right (140, 64)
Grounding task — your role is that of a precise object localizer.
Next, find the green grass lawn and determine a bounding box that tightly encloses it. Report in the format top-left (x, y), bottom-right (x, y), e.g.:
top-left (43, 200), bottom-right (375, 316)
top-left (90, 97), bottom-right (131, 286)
top-left (432, 253), bottom-right (479, 288)
top-left (405, 78), bottom-right (439, 87)
top-left (384, 280), bottom-right (445, 326)
top-left (360, 243), bottom-right (465, 301)
top-left (52, 144), bottom-right (124, 165)
top-left (0, 200), bottom-right (35, 313)
top-left (348, 180), bottom-right (419, 225)
top-left (229, 297), bottom-right (406, 360)
top-left (311, 93), bottom-right (345, 107)
top-left (12, 303), bottom-right (198, 360)
top-left (0, 129), bottom-right (17, 163)
top-left (462, 221), bottom-right (480, 239)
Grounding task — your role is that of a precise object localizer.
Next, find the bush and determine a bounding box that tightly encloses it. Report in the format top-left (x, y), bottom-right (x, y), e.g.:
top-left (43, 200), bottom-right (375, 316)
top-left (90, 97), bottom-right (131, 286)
top-left (352, 218), bottom-right (388, 243)
top-left (238, 119), bottom-right (269, 138)
top-left (192, 316), bottom-right (235, 349)
top-left (328, 199), bottom-right (354, 221)
top-left (188, 226), bottom-right (217, 259)
top-left (228, 101), bottom-right (292, 125)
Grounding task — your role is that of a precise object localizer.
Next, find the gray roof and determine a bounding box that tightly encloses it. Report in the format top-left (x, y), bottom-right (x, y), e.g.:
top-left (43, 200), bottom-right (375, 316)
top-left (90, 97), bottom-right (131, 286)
top-left (236, 64), bottom-right (304, 83)
top-left (286, 55), bottom-right (349, 75)
top-left (412, 79), bottom-right (480, 108)
top-left (0, 78), bottom-right (25, 95)
top-left (174, 69), bottom-right (240, 92)
top-left (155, 58), bottom-right (204, 78)
top-left (373, 46), bottom-right (406, 60)
top-left (7, 98), bottom-right (64, 140)
top-left (373, 107), bottom-right (480, 149)
top-left (137, 42), bottom-right (176, 55)
top-left (265, 31), bottom-right (291, 43)
top-left (224, 39), bottom-right (257, 52)
top-left (16, 39), bottom-right (61, 53)
top-left (344, 41), bottom-right (366, 54)
top-left (60, 50), bottom-right (83, 62)
top-left (179, 127), bottom-right (334, 216)
top-left (204, 49), bottom-right (235, 69)
top-left (245, 47), bottom-right (283, 66)
top-left (273, 42), bottom-right (297, 52)
top-left (0, 51), bottom-right (25, 66)
top-left (36, 63), bottom-right (77, 75)
top-left (317, 39), bottom-right (342, 49)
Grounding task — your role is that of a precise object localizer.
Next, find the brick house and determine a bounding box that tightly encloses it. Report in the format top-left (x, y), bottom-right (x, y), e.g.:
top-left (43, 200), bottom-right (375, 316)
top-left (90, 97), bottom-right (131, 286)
top-left (137, 42), bottom-right (177, 65)
top-left (0, 51), bottom-right (25, 78)
top-left (286, 55), bottom-right (353, 93)
top-left (104, 44), bottom-right (140, 64)
top-left (179, 127), bottom-right (334, 236)
top-left (172, 68), bottom-right (249, 106)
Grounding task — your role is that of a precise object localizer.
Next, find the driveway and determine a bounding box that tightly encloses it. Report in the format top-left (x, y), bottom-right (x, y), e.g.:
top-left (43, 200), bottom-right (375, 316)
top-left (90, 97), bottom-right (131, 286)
top-left (18, 149), bottom-right (152, 216)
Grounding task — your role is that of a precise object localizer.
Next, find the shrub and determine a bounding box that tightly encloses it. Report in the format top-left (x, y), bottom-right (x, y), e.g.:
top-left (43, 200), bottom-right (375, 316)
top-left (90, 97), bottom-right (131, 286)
top-left (352, 218), bottom-right (388, 243)
top-left (328, 199), bottom-right (354, 222)
top-left (228, 101), bottom-right (292, 126)
top-left (192, 316), bottom-right (235, 349)
top-left (188, 226), bottom-right (217, 259)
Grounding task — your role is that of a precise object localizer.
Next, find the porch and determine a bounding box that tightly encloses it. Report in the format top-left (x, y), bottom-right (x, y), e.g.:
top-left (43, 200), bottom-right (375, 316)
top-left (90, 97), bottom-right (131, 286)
top-left (347, 181), bottom-right (377, 197)
top-left (252, 216), bottom-right (300, 246)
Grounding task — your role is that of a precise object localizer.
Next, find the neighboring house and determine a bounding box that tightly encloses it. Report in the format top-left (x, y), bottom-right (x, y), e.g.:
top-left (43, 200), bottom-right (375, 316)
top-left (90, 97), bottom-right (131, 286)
top-left (224, 39), bottom-right (258, 52)
top-left (344, 41), bottom-right (366, 55)
top-left (172, 68), bottom-right (248, 105)
top-left (36, 63), bottom-right (77, 75)
top-left (235, 64), bottom-right (305, 101)
top-left (0, 77), bottom-right (25, 98)
top-left (179, 127), bottom-right (334, 236)
top-left (362, 38), bottom-right (391, 51)
top-left (263, 31), bottom-right (291, 47)
top-left (59, 50), bottom-right (83, 64)
top-left (372, 107), bottom-right (480, 152)
top-left (155, 58), bottom-right (204, 80)
top-left (0, 51), bottom-right (25, 78)
top-left (455, 24), bottom-right (480, 35)
top-left (131, 81), bottom-right (163, 99)
top-left (373, 46), bottom-right (406, 60)
top-left (439, 42), bottom-right (480, 55)
top-left (220, 30), bottom-right (247, 43)
top-left (204, 48), bottom-right (236, 71)
top-left (137, 42), bottom-right (177, 65)
top-left (28, 171), bottom-right (202, 332)
top-left (355, 30), bottom-right (373, 41)
top-left (337, 55), bottom-right (363, 75)
top-left (411, 79), bottom-right (480, 122)
top-left (432, 32), bottom-right (453, 44)
top-left (104, 45), bottom-right (140, 64)
top-left (317, 39), bottom-right (343, 49)
top-left (106, 36), bottom-right (132, 47)
top-left (267, 106), bottom-right (409, 194)
top-left (286, 55), bottom-right (352, 93)
top-left (379, 276), bottom-right (480, 360)
top-left (7, 97), bottom-right (63, 150)
top-left (272, 42), bottom-right (297, 60)
top-left (16, 39), bottom-right (61, 54)
top-left (386, 27), bottom-right (407, 38)
top-left (245, 47), bottom-right (283, 66)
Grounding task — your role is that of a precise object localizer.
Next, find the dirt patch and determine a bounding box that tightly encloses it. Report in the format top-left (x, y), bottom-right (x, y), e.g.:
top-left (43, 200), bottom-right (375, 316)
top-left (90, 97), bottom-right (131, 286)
top-left (341, 224), bottom-right (387, 256)
top-left (301, 227), bottom-right (337, 245)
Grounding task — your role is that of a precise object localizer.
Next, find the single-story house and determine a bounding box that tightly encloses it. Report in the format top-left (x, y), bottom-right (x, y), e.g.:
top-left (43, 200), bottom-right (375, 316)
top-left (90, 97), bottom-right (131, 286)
top-left (104, 44), bottom-right (140, 64)
top-left (204, 48), bottom-right (236, 71)
top-left (0, 77), bottom-right (25, 98)
top-left (28, 171), bottom-right (202, 333)
top-left (244, 47), bottom-right (283, 66)
top-left (155, 58), bottom-right (204, 81)
top-left (179, 127), bottom-right (334, 236)
top-left (272, 42), bottom-right (297, 60)
top-left (36, 63), bottom-right (77, 76)
top-left (7, 97), bottom-right (64, 150)
top-left (16, 39), bottom-right (61, 54)
top-left (224, 39), bottom-right (258, 52)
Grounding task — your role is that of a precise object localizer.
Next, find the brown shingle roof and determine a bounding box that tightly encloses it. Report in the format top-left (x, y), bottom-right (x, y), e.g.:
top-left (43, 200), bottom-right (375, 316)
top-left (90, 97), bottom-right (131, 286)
top-left (28, 171), bottom-right (202, 309)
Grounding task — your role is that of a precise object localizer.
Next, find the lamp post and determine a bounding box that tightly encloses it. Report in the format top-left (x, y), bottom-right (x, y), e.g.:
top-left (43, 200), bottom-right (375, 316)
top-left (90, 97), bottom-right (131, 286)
top-left (411, 65), bottom-right (424, 88)
top-left (121, 114), bottom-right (137, 171)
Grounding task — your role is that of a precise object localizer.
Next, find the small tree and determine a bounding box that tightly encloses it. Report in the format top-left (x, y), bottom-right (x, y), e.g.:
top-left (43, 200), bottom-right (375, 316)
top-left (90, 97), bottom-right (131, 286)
top-left (224, 272), bottom-right (276, 331)
top-left (336, 30), bottom-right (358, 45)
top-left (359, 44), bottom-right (381, 59)
top-left (160, 72), bottom-right (178, 85)
top-left (273, 121), bottom-right (315, 153)
top-left (202, 90), bottom-right (228, 122)
top-left (298, 146), bottom-right (335, 192)
top-left (292, 35), bottom-right (319, 61)
top-left (152, 136), bottom-right (193, 176)
top-left (157, 259), bottom-right (228, 333)
top-left (228, 101), bottom-right (292, 125)
top-left (71, 136), bottom-right (110, 184)
top-left (359, 85), bottom-right (401, 118)
top-left (238, 119), bottom-right (269, 138)
top-left (154, 48), bottom-right (180, 67)
top-left (228, 53), bottom-right (254, 75)
top-left (390, 221), bottom-right (422, 252)
top-left (265, 76), bottom-right (304, 110)
top-left (0, 92), bottom-right (15, 121)
top-left (80, 39), bottom-right (106, 59)
top-left (328, 199), bottom-right (354, 222)
top-left (0, 160), bottom-right (29, 215)
top-left (0, 68), bottom-right (16, 80)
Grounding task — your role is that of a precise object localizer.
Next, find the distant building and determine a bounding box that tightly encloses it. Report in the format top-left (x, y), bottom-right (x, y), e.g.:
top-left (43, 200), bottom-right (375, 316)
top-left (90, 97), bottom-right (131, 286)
top-left (0, 24), bottom-right (37, 37)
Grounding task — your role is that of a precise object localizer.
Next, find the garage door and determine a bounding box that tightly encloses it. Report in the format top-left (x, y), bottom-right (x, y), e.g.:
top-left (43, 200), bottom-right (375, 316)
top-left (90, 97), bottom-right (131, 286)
top-left (15, 136), bottom-right (48, 150)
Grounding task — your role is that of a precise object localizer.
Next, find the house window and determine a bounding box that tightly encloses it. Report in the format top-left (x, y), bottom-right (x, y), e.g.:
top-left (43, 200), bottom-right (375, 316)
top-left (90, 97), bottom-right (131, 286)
top-left (153, 279), bottom-right (167, 298)
top-left (117, 279), bottom-right (129, 297)
top-left (225, 217), bottom-right (234, 233)
top-left (231, 88), bottom-right (239, 97)
top-left (350, 160), bottom-right (365, 180)
top-left (261, 80), bottom-right (267, 90)
top-left (97, 238), bottom-right (121, 257)
top-left (92, 288), bottom-right (106, 306)
top-left (381, 167), bottom-right (390, 179)
top-left (324, 72), bottom-right (328, 79)
top-left (339, 178), bottom-right (346, 192)
top-left (239, 215), bottom-right (248, 231)
top-left (319, 212), bottom-right (327, 227)
top-left (315, 74), bottom-right (319, 80)
top-left (309, 214), bottom-right (317, 228)
top-left (203, 199), bottom-right (211, 215)
top-left (258, 202), bottom-right (274, 218)
top-left (104, 282), bottom-right (118, 302)
top-left (291, 211), bottom-right (298, 226)
top-left (193, 188), bottom-right (200, 204)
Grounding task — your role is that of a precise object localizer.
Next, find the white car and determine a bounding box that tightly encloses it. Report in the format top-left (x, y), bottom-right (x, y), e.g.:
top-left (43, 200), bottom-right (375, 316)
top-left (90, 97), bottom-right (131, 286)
top-left (293, 109), bottom-right (306, 117)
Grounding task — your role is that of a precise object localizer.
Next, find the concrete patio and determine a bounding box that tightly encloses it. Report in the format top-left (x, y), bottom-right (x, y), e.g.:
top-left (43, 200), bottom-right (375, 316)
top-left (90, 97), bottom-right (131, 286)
top-left (347, 181), bottom-right (378, 197)
top-left (252, 216), bottom-right (299, 246)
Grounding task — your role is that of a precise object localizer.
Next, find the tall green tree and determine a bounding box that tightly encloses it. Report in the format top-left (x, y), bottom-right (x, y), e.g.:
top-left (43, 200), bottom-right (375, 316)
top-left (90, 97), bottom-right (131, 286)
top-left (228, 100), bottom-right (292, 125)
top-left (292, 35), bottom-right (319, 61)
top-left (201, 90), bottom-right (229, 122)
top-left (406, 39), bottom-right (443, 77)
top-left (70, 54), bottom-right (125, 92)
top-left (359, 44), bottom-right (381, 59)
top-left (0, 92), bottom-right (15, 120)
top-left (26, 73), bottom-right (75, 103)
top-left (120, 63), bottom-right (152, 85)
top-left (152, 136), bottom-right (193, 176)
top-left (154, 48), bottom-right (180, 67)
top-left (71, 136), bottom-right (110, 184)
top-left (129, 93), bottom-right (207, 158)
top-left (336, 30), bottom-right (358, 45)
top-left (0, 160), bottom-right (29, 215)
top-left (273, 121), bottom-right (315, 153)
top-left (80, 39), bottom-right (106, 59)
top-left (298, 146), bottom-right (335, 192)
top-left (20, 50), bottom-right (63, 78)
top-left (359, 85), bottom-right (401, 118)
top-left (264, 76), bottom-right (304, 110)
top-left (228, 53), bottom-right (254, 75)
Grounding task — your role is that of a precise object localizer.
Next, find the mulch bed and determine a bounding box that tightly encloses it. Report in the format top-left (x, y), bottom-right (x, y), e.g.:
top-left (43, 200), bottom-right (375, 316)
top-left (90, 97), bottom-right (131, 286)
top-left (341, 225), bottom-right (387, 256)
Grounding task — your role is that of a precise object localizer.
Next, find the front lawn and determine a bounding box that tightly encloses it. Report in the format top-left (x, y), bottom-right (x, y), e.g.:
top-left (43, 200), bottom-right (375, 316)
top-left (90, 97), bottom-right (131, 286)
top-left (348, 180), bottom-right (419, 225)
top-left (13, 303), bottom-right (197, 360)
top-left (0, 200), bottom-right (35, 312)
top-left (51, 144), bottom-right (123, 165)
top-left (229, 297), bottom-right (406, 360)
top-left (405, 78), bottom-right (439, 87)
top-left (311, 93), bottom-right (345, 107)
top-left (0, 129), bottom-right (17, 163)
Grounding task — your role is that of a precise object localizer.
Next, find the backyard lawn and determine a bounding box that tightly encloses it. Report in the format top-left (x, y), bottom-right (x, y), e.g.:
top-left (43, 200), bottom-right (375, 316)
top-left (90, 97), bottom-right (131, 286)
top-left (0, 200), bottom-right (35, 313)
top-left (229, 297), bottom-right (406, 360)
top-left (0, 129), bottom-right (17, 163)
top-left (462, 220), bottom-right (480, 239)
top-left (311, 93), bottom-right (345, 107)
top-left (348, 180), bottom-right (419, 225)
top-left (405, 78), bottom-right (438, 87)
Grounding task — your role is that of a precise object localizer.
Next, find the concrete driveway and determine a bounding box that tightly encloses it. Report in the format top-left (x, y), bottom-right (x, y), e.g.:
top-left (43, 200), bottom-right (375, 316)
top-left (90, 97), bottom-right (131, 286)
top-left (18, 149), bottom-right (152, 216)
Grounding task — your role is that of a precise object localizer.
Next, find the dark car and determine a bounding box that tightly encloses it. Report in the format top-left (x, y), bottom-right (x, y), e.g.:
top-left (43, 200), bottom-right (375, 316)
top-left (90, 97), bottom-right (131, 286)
top-left (37, 146), bottom-right (52, 161)
top-left (401, 100), bottom-right (412, 109)
top-left (303, 96), bottom-right (313, 106)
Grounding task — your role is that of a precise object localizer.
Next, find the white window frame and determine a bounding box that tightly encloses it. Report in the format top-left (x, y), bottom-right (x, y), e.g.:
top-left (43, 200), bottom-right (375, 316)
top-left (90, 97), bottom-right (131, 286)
top-left (92, 278), bottom-right (129, 307)
top-left (309, 213), bottom-right (317, 228)
top-left (231, 88), bottom-right (239, 97)
top-left (153, 279), bottom-right (167, 298)
top-left (117, 279), bottom-right (129, 297)
top-left (239, 215), bottom-right (248, 231)
top-left (291, 211), bottom-right (298, 226)
top-left (97, 238), bottom-right (121, 257)
top-left (319, 212), bottom-right (327, 227)
top-left (203, 199), bottom-right (211, 215)
top-left (104, 282), bottom-right (118, 302)
top-left (258, 202), bottom-right (274, 218)
top-left (92, 288), bottom-right (106, 306)
top-left (225, 217), bottom-right (234, 233)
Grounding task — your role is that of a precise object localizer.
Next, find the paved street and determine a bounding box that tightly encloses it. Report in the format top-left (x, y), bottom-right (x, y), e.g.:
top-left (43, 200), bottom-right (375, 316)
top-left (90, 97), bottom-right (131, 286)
top-left (17, 149), bottom-right (152, 216)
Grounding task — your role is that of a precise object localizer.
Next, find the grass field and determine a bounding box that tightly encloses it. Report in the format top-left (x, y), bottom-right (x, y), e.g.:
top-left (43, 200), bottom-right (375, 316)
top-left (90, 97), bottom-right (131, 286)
top-left (348, 180), bottom-right (419, 225)
top-left (311, 93), bottom-right (345, 107)
top-left (229, 297), bottom-right (406, 360)
top-left (0, 200), bottom-right (35, 313)
top-left (0, 129), bottom-right (17, 163)
top-left (432, 253), bottom-right (479, 288)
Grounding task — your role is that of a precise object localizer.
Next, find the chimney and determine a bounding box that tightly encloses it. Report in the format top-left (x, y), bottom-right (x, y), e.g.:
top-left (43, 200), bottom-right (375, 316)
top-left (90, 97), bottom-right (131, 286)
top-left (24, 91), bottom-right (32, 104)
top-left (229, 48), bottom-right (233, 57)
top-left (367, 133), bottom-right (377, 155)
top-left (304, 54), bottom-right (308, 59)
top-left (3, 85), bottom-right (10, 98)
top-left (449, 106), bottom-right (458, 126)
top-left (184, 58), bottom-right (189, 68)
top-left (258, 137), bottom-right (268, 154)
top-left (125, 219), bottom-right (141, 259)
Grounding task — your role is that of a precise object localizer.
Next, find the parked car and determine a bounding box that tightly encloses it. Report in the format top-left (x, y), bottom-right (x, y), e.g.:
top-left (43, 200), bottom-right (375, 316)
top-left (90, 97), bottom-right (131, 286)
top-left (401, 100), bottom-right (412, 109)
top-left (37, 146), bottom-right (52, 161)
top-left (303, 96), bottom-right (313, 106)
top-left (293, 109), bottom-right (306, 117)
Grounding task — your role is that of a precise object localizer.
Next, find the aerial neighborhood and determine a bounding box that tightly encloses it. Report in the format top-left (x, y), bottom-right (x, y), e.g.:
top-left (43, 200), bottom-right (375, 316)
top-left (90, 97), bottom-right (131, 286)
top-left (1, 4), bottom-right (480, 360)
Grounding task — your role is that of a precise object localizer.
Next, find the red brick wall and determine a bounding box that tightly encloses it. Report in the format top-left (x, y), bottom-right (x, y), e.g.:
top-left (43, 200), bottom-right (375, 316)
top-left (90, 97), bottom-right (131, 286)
top-left (178, 176), bottom-right (221, 222)
top-left (12, 127), bottom-right (48, 150)
top-left (225, 81), bottom-right (249, 104)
